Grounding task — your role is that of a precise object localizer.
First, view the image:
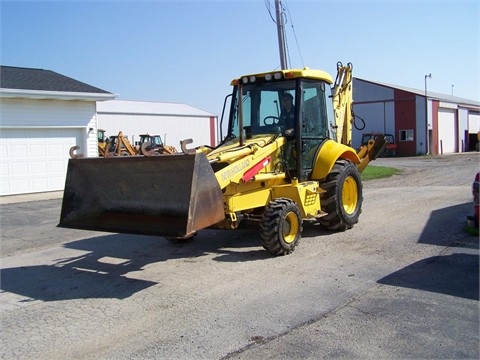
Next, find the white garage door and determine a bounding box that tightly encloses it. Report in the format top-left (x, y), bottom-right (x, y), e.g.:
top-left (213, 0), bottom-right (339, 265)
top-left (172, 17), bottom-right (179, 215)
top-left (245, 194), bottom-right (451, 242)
top-left (468, 112), bottom-right (480, 133)
top-left (0, 128), bottom-right (82, 195)
top-left (437, 108), bottom-right (456, 154)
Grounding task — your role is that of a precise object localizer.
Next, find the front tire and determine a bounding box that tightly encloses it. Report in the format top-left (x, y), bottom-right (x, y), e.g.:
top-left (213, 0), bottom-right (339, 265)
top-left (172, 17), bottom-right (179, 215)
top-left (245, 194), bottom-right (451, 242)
top-left (319, 160), bottom-right (362, 231)
top-left (260, 198), bottom-right (302, 255)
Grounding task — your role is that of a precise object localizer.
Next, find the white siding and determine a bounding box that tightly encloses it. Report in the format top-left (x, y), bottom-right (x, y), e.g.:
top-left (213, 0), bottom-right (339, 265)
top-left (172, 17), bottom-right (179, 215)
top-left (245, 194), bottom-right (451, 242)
top-left (468, 112), bottom-right (480, 133)
top-left (353, 80), bottom-right (394, 102)
top-left (352, 102), bottom-right (395, 148)
top-left (437, 108), bottom-right (456, 154)
top-left (416, 96), bottom-right (428, 154)
top-left (0, 98), bottom-right (96, 128)
top-left (352, 80), bottom-right (396, 148)
top-left (98, 114), bottom-right (215, 149)
top-left (458, 108), bottom-right (469, 152)
top-left (86, 113), bottom-right (98, 156)
top-left (96, 100), bottom-right (217, 149)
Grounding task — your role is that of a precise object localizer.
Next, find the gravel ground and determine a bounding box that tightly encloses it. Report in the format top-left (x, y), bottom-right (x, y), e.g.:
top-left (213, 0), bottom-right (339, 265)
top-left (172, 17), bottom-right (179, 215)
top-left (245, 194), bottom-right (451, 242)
top-left (0, 152), bottom-right (478, 360)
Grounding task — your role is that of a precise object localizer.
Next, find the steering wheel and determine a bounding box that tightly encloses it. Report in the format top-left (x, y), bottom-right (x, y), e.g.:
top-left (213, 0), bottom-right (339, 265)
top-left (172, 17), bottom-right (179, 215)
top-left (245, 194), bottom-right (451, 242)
top-left (263, 116), bottom-right (281, 126)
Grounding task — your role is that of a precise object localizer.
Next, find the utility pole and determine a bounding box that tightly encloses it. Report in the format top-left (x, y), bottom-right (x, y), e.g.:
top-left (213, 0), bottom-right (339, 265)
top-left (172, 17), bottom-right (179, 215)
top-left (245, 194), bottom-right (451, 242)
top-left (275, 0), bottom-right (288, 69)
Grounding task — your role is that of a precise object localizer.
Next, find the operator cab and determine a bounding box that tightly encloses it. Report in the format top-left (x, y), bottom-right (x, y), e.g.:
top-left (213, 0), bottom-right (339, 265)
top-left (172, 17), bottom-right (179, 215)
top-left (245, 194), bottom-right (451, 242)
top-left (226, 69), bottom-right (335, 181)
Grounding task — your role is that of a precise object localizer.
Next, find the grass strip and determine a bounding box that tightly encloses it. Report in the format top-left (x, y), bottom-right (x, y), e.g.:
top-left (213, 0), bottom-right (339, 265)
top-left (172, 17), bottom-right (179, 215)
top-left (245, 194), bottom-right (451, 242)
top-left (361, 165), bottom-right (401, 181)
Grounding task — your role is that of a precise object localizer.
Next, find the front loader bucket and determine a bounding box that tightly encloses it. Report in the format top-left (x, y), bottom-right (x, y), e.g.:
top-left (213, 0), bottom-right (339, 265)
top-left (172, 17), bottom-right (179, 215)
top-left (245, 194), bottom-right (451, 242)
top-left (59, 153), bottom-right (225, 238)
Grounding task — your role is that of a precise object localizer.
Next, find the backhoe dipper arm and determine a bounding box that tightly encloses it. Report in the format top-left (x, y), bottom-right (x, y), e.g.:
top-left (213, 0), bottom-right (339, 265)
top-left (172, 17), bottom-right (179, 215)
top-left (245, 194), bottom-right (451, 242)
top-left (332, 62), bottom-right (353, 146)
top-left (331, 62), bottom-right (386, 173)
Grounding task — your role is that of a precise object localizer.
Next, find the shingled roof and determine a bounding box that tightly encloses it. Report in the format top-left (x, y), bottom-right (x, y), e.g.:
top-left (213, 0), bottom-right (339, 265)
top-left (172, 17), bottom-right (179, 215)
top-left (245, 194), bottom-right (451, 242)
top-left (0, 65), bottom-right (111, 94)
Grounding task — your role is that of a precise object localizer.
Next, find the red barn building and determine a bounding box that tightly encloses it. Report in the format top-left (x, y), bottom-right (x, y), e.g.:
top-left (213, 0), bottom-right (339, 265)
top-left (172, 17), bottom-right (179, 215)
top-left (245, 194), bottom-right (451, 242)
top-left (353, 78), bottom-right (480, 156)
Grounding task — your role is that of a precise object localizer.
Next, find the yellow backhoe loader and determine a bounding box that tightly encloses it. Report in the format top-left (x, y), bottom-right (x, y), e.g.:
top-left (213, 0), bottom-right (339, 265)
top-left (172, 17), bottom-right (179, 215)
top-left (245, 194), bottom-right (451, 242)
top-left (59, 63), bottom-right (386, 255)
top-left (95, 130), bottom-right (138, 157)
top-left (97, 129), bottom-right (108, 157)
top-left (104, 131), bottom-right (138, 156)
top-left (137, 134), bottom-right (178, 155)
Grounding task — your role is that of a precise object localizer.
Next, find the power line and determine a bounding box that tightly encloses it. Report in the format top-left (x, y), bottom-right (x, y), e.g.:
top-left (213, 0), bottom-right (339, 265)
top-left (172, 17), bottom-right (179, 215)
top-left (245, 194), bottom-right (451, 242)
top-left (264, 0), bottom-right (276, 23)
top-left (283, 0), bottom-right (304, 68)
top-left (265, 0), bottom-right (304, 69)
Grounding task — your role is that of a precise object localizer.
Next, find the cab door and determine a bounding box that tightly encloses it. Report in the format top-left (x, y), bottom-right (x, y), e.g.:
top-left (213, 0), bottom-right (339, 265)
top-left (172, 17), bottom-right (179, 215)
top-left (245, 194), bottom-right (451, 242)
top-left (297, 80), bottom-right (331, 181)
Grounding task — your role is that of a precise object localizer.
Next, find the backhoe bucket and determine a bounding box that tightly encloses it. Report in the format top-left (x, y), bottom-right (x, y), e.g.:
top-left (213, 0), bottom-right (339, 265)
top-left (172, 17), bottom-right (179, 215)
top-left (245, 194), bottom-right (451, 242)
top-left (59, 153), bottom-right (225, 238)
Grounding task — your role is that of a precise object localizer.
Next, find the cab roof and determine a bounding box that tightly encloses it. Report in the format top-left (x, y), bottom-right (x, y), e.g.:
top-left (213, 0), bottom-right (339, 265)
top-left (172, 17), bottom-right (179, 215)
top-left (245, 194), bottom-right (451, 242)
top-left (231, 67), bottom-right (334, 85)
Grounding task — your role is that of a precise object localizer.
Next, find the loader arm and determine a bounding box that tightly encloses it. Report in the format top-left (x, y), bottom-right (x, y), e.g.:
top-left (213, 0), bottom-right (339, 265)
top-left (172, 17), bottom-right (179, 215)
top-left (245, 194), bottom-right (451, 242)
top-left (207, 136), bottom-right (285, 189)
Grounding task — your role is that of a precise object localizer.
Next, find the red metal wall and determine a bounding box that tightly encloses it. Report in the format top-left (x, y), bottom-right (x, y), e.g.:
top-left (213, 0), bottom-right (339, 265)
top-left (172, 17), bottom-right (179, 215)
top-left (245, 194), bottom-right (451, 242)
top-left (394, 89), bottom-right (417, 156)
top-left (209, 116), bottom-right (216, 147)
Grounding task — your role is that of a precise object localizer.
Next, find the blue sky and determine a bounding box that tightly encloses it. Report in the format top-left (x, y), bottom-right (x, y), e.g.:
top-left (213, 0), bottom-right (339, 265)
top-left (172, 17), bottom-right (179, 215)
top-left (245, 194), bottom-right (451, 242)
top-left (1, 0), bottom-right (478, 116)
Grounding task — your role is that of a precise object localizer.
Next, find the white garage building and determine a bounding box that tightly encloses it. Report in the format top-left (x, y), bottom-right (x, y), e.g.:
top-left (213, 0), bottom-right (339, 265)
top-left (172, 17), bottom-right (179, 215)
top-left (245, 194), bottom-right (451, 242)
top-left (96, 100), bottom-right (218, 150)
top-left (0, 66), bottom-right (115, 196)
top-left (1, 66), bottom-right (219, 197)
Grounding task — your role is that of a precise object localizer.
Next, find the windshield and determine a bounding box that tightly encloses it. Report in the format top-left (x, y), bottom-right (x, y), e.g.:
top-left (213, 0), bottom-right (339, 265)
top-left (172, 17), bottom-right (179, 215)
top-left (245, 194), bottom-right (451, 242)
top-left (153, 136), bottom-right (163, 146)
top-left (229, 80), bottom-right (297, 138)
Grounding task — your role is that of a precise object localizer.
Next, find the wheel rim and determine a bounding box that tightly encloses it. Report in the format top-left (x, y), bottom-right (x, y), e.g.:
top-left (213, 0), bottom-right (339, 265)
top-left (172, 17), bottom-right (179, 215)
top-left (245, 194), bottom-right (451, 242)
top-left (342, 175), bottom-right (358, 214)
top-left (282, 211), bottom-right (299, 244)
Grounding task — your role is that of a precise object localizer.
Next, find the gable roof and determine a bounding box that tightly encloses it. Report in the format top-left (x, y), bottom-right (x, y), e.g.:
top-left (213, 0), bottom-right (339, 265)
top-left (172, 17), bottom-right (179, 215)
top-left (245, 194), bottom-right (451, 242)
top-left (0, 65), bottom-right (115, 101)
top-left (97, 99), bottom-right (216, 117)
top-left (354, 77), bottom-right (480, 108)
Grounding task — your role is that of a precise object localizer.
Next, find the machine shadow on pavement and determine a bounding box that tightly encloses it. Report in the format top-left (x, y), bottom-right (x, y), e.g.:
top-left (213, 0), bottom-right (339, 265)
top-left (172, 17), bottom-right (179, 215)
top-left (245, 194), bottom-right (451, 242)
top-left (377, 202), bottom-right (479, 301)
top-left (0, 228), bottom-right (271, 302)
top-left (378, 253), bottom-right (479, 301)
top-left (418, 202), bottom-right (478, 248)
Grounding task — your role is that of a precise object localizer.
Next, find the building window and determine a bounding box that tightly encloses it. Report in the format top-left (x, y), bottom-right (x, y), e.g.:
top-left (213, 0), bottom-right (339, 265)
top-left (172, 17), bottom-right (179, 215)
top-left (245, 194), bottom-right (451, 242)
top-left (399, 129), bottom-right (414, 141)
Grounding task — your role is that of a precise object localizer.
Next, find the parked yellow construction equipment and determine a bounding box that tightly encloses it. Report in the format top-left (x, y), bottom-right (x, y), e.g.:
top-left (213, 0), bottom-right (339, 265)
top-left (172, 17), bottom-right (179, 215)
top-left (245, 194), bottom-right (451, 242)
top-left (104, 131), bottom-right (137, 156)
top-left (97, 129), bottom-right (108, 157)
top-left (137, 134), bottom-right (177, 155)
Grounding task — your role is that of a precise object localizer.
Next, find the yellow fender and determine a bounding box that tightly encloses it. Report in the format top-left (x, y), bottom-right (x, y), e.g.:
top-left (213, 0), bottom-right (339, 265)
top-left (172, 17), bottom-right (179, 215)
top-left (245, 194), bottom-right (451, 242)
top-left (310, 139), bottom-right (360, 180)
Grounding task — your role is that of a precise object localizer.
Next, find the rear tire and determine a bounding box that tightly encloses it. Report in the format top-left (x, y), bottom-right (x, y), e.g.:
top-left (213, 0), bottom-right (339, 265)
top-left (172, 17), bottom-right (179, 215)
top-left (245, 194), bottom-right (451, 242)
top-left (319, 160), bottom-right (362, 231)
top-left (260, 198), bottom-right (302, 255)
